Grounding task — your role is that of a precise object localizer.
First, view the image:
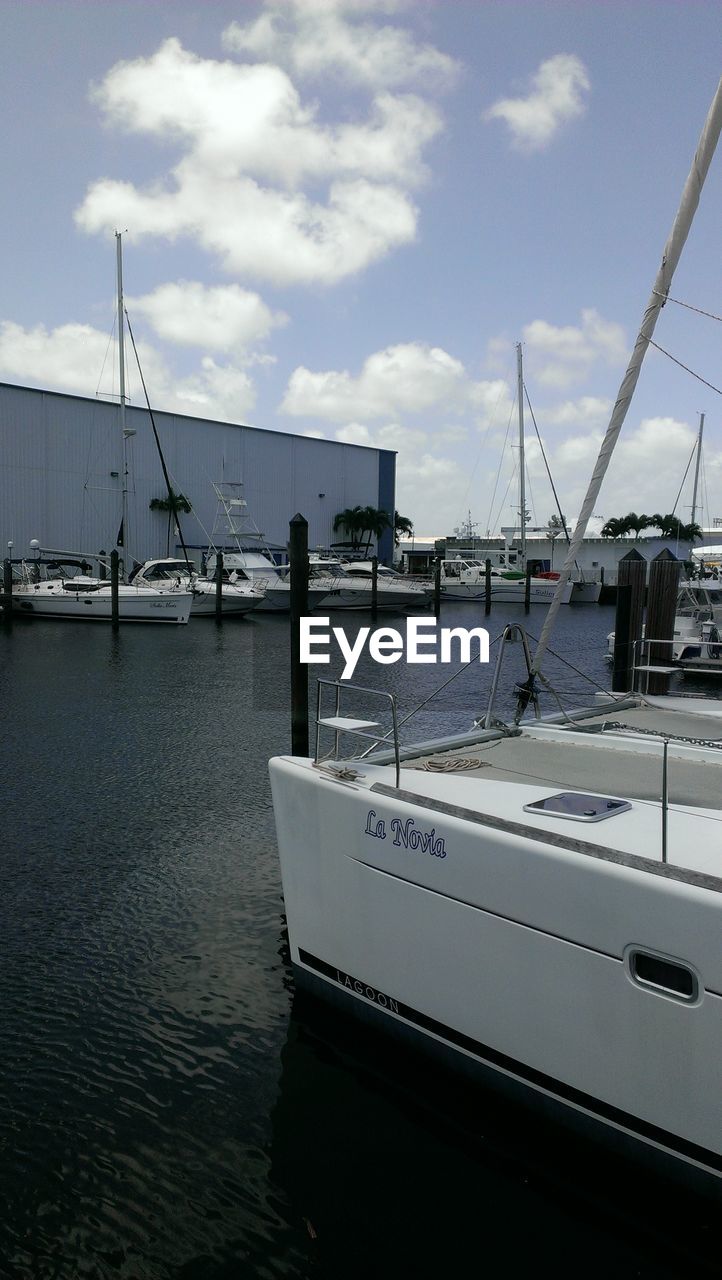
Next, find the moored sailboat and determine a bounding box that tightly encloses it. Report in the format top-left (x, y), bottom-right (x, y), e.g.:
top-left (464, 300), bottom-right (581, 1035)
top-left (268, 77), bottom-right (722, 1192)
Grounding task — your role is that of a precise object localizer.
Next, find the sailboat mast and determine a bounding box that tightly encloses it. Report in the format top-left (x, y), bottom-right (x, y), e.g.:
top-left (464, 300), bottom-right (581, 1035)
top-left (116, 230), bottom-right (129, 560)
top-left (527, 75), bottom-right (722, 689)
top-left (690, 411), bottom-right (704, 528)
top-left (517, 342), bottom-right (526, 563)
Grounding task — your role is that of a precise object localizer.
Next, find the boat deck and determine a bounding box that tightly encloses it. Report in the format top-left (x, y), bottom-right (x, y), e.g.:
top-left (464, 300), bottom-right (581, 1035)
top-left (329, 695), bottom-right (722, 883)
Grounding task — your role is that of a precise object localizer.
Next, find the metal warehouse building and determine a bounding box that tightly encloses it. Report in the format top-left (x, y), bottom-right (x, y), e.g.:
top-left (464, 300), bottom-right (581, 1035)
top-left (0, 382), bottom-right (396, 568)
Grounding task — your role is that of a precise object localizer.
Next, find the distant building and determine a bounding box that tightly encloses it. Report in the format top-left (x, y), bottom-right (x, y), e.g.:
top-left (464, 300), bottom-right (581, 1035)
top-left (0, 382), bottom-right (396, 566)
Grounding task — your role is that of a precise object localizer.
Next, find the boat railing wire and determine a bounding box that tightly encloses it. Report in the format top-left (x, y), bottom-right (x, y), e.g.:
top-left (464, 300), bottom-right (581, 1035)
top-left (348, 624), bottom-right (612, 762)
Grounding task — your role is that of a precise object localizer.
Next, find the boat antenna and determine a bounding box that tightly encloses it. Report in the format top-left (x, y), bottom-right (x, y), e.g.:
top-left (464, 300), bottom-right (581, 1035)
top-left (515, 75), bottom-right (722, 720)
top-left (124, 310), bottom-right (194, 574)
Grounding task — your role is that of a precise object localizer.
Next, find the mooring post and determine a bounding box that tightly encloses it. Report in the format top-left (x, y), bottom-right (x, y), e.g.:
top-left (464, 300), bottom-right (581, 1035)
top-left (646, 549), bottom-right (681, 695)
top-left (524, 562), bottom-right (532, 613)
top-left (485, 558), bottom-right (492, 616)
top-left (433, 556), bottom-right (441, 619)
top-left (2, 558), bottom-right (13, 627)
top-left (289, 513), bottom-right (309, 756)
top-left (215, 551), bottom-right (224, 622)
top-left (110, 549), bottom-right (120, 631)
top-left (98, 550), bottom-right (106, 581)
top-left (371, 555), bottom-right (378, 619)
top-left (612, 549), bottom-right (646, 692)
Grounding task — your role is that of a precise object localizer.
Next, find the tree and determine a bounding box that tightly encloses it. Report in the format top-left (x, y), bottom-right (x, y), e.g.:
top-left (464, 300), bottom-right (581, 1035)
top-left (600, 516), bottom-right (628, 539)
top-left (332, 505), bottom-right (392, 552)
top-left (393, 511), bottom-right (414, 545)
top-left (547, 513), bottom-right (567, 533)
top-left (149, 488), bottom-right (192, 556)
top-left (332, 506), bottom-right (365, 550)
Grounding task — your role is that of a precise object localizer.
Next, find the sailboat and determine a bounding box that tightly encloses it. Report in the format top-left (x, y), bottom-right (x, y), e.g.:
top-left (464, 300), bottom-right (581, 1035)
top-left (268, 80), bottom-right (722, 1192)
top-left (439, 345), bottom-right (573, 604)
top-left (11, 234), bottom-right (194, 624)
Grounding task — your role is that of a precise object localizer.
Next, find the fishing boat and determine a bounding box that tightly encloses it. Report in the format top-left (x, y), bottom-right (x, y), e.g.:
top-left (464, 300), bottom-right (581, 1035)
top-left (269, 79), bottom-right (722, 1192)
top-left (130, 557), bottom-right (263, 617)
top-left (204, 483), bottom-right (329, 613)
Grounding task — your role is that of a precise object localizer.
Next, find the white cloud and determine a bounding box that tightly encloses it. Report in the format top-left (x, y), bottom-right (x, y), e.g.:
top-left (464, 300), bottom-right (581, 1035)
top-left (222, 1), bottom-right (459, 92)
top-left (281, 341), bottom-right (493, 421)
top-left (522, 309), bottom-right (627, 388)
top-left (485, 54), bottom-right (590, 151)
top-left (75, 34), bottom-right (442, 285)
top-left (543, 396), bottom-right (612, 428)
top-left (127, 282), bottom-right (287, 354)
top-left (0, 320), bottom-right (256, 422)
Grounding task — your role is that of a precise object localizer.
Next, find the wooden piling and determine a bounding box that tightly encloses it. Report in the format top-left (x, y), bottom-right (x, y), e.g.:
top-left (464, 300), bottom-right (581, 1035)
top-left (2, 558), bottom-right (12, 627)
top-left (110, 550), bottom-right (120, 631)
top-left (289, 514), bottom-right (309, 756)
top-left (98, 551), bottom-right (106, 581)
top-left (433, 556), bottom-right (441, 619)
top-left (485, 559), bottom-right (492, 616)
top-left (612, 549), bottom-right (646, 692)
top-left (371, 555), bottom-right (378, 619)
top-left (524, 563), bottom-right (532, 613)
top-left (645, 550), bottom-right (682, 695)
top-left (215, 551), bottom-right (224, 622)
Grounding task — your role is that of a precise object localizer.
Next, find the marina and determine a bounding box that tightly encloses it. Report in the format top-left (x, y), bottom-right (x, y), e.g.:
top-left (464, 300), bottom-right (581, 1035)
top-left (1, 603), bottom-right (719, 1277)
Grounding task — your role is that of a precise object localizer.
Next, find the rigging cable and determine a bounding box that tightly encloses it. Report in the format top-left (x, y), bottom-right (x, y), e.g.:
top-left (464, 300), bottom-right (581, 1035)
top-left (124, 310), bottom-right (194, 574)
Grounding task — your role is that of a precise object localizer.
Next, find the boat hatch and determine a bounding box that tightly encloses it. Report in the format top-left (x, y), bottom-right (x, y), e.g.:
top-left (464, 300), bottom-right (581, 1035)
top-left (523, 792), bottom-right (632, 822)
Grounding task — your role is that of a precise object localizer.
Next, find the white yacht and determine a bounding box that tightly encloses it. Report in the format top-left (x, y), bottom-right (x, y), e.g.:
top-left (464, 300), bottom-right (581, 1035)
top-left (439, 554), bottom-right (574, 604)
top-left (131, 558), bottom-right (263, 617)
top-left (269, 80), bottom-right (722, 1194)
top-left (11, 557), bottom-right (192, 624)
top-left (331, 557), bottom-right (432, 610)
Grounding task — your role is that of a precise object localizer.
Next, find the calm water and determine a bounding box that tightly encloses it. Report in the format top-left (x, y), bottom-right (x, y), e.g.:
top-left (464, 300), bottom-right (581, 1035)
top-left (0, 603), bottom-right (717, 1279)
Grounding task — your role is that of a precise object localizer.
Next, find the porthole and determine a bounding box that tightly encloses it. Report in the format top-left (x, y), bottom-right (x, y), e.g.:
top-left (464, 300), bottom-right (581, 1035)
top-left (628, 949), bottom-right (698, 1003)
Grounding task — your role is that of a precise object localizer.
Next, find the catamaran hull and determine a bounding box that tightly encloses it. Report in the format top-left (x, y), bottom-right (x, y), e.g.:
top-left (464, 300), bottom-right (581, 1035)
top-left (12, 590), bottom-right (191, 623)
top-left (269, 756), bottom-right (722, 1193)
top-left (440, 579), bottom-right (573, 604)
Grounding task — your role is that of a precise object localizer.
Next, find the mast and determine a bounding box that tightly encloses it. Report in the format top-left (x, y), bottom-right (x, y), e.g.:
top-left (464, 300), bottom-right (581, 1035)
top-left (524, 76), bottom-right (722, 697)
top-left (690, 411), bottom-right (704, 528)
top-left (116, 230), bottom-right (130, 563)
top-left (516, 342), bottom-right (526, 563)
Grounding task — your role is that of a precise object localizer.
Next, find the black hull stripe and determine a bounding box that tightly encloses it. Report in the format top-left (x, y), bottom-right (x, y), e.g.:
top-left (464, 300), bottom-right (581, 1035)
top-left (298, 947), bottom-right (722, 1177)
top-left (371, 782), bottom-right (722, 894)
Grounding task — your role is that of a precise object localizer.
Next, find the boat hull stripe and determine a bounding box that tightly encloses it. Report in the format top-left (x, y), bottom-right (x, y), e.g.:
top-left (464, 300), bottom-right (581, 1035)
top-left (297, 947), bottom-right (722, 1177)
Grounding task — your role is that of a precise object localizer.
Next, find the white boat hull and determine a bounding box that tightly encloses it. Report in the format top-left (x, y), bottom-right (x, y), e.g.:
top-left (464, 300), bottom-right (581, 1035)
top-left (440, 578), bottom-right (573, 604)
top-left (269, 753), bottom-right (722, 1189)
top-left (317, 584), bottom-right (431, 610)
top-left (12, 584), bottom-right (192, 623)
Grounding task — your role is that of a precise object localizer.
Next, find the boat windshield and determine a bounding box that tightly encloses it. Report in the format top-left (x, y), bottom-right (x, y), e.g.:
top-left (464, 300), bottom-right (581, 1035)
top-left (145, 562), bottom-right (192, 581)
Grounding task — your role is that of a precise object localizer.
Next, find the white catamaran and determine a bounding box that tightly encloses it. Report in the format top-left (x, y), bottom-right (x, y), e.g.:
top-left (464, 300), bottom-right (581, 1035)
top-left (269, 79), bottom-right (722, 1193)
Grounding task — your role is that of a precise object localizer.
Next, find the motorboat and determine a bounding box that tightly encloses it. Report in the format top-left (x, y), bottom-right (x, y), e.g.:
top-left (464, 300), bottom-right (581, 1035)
top-left (131, 557), bottom-right (263, 617)
top-left (439, 555), bottom-right (574, 604)
top-left (11, 557), bottom-right (192, 623)
top-left (332, 557), bottom-right (432, 610)
top-left (205, 550), bottom-right (329, 614)
top-left (269, 79), bottom-right (722, 1193)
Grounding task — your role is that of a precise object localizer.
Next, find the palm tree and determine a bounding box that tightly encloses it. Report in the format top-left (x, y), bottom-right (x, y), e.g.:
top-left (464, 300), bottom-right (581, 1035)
top-left (357, 505), bottom-right (391, 552)
top-left (332, 506), bottom-right (365, 550)
top-left (149, 488), bottom-right (192, 556)
top-left (600, 516), bottom-right (628, 539)
top-left (393, 511), bottom-right (414, 545)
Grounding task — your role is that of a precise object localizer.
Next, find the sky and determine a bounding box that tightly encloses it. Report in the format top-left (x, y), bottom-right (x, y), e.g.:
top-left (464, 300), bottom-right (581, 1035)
top-left (3, 0), bottom-right (722, 540)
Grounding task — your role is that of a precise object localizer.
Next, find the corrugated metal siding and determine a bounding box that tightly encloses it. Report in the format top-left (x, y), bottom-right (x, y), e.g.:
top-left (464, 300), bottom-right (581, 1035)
top-left (0, 383), bottom-right (395, 564)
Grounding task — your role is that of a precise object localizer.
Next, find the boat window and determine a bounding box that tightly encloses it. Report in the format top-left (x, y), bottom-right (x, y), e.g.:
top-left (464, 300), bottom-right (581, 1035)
top-left (629, 951), bottom-right (698, 1003)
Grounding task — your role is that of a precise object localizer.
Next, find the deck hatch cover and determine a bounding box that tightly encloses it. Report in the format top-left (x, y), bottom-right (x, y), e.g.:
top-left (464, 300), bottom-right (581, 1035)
top-left (523, 792), bottom-right (632, 822)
